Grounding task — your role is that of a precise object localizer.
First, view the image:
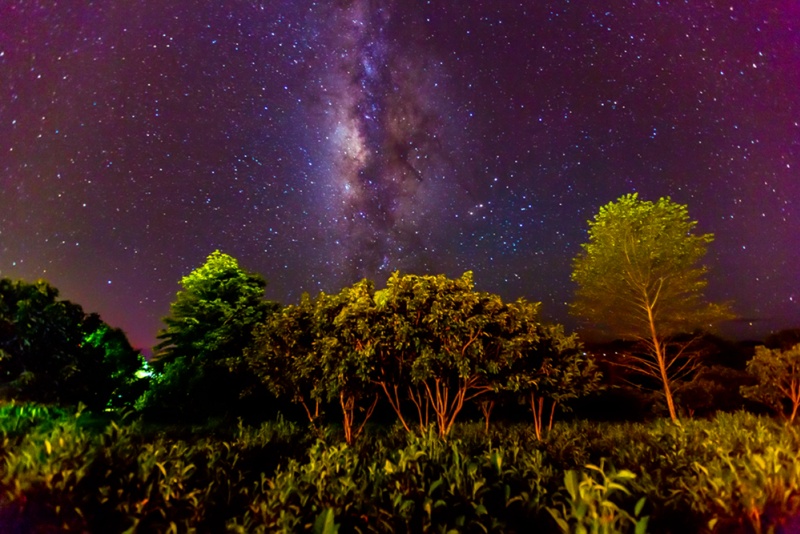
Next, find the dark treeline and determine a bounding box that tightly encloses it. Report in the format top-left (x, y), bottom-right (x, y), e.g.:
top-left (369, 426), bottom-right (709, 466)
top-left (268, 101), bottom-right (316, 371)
top-left (2, 251), bottom-right (799, 431)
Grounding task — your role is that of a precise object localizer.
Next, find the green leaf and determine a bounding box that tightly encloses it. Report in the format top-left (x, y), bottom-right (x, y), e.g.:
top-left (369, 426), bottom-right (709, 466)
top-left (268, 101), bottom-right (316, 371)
top-left (313, 508), bottom-right (339, 534)
top-left (634, 496), bottom-right (646, 516)
top-left (384, 459), bottom-right (396, 474)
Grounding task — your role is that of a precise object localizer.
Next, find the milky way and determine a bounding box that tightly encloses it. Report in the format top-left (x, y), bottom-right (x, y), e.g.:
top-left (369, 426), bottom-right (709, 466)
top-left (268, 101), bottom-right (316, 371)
top-left (318, 0), bottom-right (462, 278)
top-left (0, 1), bottom-right (797, 350)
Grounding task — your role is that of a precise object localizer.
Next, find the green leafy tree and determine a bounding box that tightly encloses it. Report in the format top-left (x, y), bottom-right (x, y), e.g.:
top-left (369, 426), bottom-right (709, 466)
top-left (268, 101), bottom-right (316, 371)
top-left (247, 281), bottom-right (380, 444)
top-left (571, 194), bottom-right (733, 422)
top-left (0, 278), bottom-right (147, 410)
top-left (142, 251), bottom-right (279, 422)
top-left (504, 318), bottom-right (603, 440)
top-left (83, 323), bottom-right (151, 409)
top-left (368, 272), bottom-right (430, 433)
top-left (247, 294), bottom-right (323, 424)
top-left (374, 272), bottom-right (513, 438)
top-left (741, 344), bottom-right (800, 423)
top-left (314, 280), bottom-right (380, 445)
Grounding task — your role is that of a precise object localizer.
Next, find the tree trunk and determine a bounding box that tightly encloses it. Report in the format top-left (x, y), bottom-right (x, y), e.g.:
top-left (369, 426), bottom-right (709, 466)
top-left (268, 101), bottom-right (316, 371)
top-left (408, 385), bottom-right (431, 432)
top-left (424, 378), bottom-right (468, 438)
top-left (646, 303), bottom-right (679, 423)
top-left (531, 392), bottom-right (544, 440)
top-left (377, 381), bottom-right (412, 433)
top-left (478, 399), bottom-right (495, 433)
top-left (299, 397), bottom-right (320, 425)
top-left (339, 392), bottom-right (379, 445)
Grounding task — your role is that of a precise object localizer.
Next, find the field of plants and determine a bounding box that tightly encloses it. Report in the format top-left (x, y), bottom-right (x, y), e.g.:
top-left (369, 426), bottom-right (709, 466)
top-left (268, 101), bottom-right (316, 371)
top-left (2, 403), bottom-right (800, 533)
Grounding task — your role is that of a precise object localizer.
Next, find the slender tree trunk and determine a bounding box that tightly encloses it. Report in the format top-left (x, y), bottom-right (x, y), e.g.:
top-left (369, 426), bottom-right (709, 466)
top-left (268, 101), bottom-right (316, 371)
top-left (299, 397), bottom-right (320, 425)
top-left (479, 399), bottom-right (495, 433)
top-left (646, 303), bottom-right (679, 423)
top-left (408, 385), bottom-right (430, 432)
top-left (339, 392), bottom-right (379, 445)
top-left (531, 392), bottom-right (544, 441)
top-left (377, 381), bottom-right (411, 433)
top-left (423, 378), bottom-right (470, 438)
top-left (341, 392), bottom-right (354, 445)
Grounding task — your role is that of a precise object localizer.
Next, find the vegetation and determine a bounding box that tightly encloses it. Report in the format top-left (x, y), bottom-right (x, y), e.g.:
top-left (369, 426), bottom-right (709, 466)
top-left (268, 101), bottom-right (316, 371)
top-left (247, 271), bottom-right (600, 441)
top-left (0, 278), bottom-right (149, 410)
top-left (742, 344), bottom-right (800, 423)
top-left (571, 194), bottom-right (734, 422)
top-left (1, 406), bottom-right (799, 533)
top-left (139, 251), bottom-right (280, 422)
top-left (1, 193), bottom-right (797, 532)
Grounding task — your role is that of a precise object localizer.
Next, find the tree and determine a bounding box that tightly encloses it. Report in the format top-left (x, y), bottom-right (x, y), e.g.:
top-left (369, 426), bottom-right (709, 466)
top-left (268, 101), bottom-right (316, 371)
top-left (83, 323), bottom-right (151, 410)
top-left (571, 194), bottom-right (733, 422)
top-left (741, 344), bottom-right (800, 423)
top-left (504, 319), bottom-right (603, 440)
top-left (373, 272), bottom-right (513, 438)
top-left (247, 280), bottom-right (380, 444)
top-left (0, 278), bottom-right (147, 410)
top-left (247, 294), bottom-right (323, 424)
top-left (314, 280), bottom-right (380, 445)
top-left (141, 251), bottom-right (279, 422)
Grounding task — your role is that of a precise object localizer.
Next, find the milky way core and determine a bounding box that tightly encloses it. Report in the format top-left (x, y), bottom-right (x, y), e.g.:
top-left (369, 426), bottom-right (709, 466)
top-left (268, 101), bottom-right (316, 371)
top-left (318, 0), bottom-right (462, 278)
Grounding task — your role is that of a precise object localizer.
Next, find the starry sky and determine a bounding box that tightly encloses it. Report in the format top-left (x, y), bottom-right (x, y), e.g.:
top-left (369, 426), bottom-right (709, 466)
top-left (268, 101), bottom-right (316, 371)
top-left (1, 1), bottom-right (798, 352)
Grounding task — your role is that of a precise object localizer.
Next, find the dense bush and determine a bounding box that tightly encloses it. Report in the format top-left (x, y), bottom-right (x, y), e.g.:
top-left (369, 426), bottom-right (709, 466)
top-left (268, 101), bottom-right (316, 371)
top-left (2, 404), bottom-right (800, 533)
top-left (0, 279), bottom-right (149, 410)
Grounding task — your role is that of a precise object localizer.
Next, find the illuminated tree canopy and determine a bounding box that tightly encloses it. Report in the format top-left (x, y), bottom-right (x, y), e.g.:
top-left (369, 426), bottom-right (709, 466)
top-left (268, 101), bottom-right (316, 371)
top-left (141, 251), bottom-right (279, 421)
top-left (571, 194), bottom-right (734, 422)
top-left (741, 344), bottom-right (800, 423)
top-left (248, 271), bottom-right (600, 439)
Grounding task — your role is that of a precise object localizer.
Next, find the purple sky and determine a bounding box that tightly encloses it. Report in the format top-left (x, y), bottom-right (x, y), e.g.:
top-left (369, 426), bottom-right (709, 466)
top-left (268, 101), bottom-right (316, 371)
top-left (2, 1), bottom-right (798, 351)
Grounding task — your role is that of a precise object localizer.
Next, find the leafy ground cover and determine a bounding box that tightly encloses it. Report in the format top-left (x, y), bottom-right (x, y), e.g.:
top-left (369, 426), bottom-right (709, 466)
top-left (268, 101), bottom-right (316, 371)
top-left (1, 404), bottom-right (799, 533)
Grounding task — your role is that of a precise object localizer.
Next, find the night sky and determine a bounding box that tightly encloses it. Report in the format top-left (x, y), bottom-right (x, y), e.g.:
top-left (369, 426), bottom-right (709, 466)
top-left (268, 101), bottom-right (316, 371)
top-left (2, 1), bottom-right (798, 352)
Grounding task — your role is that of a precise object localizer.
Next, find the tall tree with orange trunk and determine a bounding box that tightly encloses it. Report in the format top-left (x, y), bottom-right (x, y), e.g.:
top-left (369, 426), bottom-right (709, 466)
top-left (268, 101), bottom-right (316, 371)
top-left (571, 194), bottom-right (733, 422)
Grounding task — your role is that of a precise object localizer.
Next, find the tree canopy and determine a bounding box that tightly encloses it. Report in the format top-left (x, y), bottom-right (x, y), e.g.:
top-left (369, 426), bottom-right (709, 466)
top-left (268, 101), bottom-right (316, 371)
top-left (141, 251), bottom-right (279, 421)
top-left (247, 271), bottom-right (600, 440)
top-left (571, 194), bottom-right (733, 421)
top-left (741, 344), bottom-right (800, 423)
top-left (0, 278), bottom-right (148, 410)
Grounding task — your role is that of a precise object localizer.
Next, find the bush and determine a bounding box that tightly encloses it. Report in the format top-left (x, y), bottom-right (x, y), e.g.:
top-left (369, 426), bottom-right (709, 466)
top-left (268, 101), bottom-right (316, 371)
top-left (2, 407), bottom-right (799, 533)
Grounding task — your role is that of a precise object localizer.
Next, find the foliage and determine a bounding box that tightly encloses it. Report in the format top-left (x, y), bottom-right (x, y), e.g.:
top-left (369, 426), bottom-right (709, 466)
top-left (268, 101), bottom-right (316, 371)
top-left (313, 279), bottom-right (380, 445)
top-left (547, 461), bottom-right (648, 534)
top-left (247, 293), bottom-right (323, 424)
top-left (0, 278), bottom-right (148, 411)
top-left (571, 193), bottom-right (734, 421)
top-left (372, 271), bottom-right (518, 437)
top-left (742, 344), bottom-right (800, 422)
top-left (142, 251), bottom-right (279, 422)
top-left (249, 271), bottom-right (595, 440)
top-left (84, 323), bottom-right (151, 409)
top-left (504, 320), bottom-right (603, 439)
top-left (2, 405), bottom-right (800, 533)
top-left (248, 281), bottom-right (381, 444)
top-left (674, 364), bottom-right (754, 417)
